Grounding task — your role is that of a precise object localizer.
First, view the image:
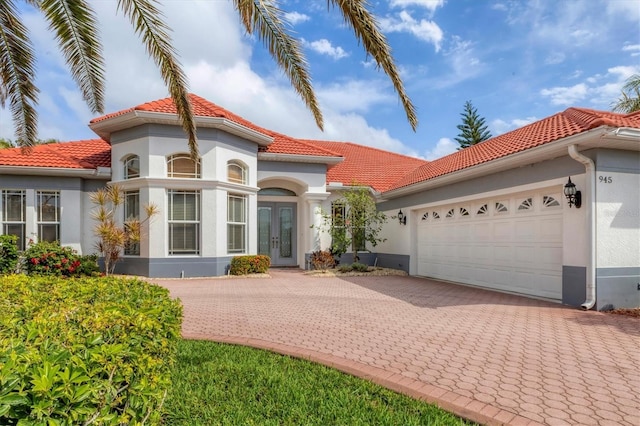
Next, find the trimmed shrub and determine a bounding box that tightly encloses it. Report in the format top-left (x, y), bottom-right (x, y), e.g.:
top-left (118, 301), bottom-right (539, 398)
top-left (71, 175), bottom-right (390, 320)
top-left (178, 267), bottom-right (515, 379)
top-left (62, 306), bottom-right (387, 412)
top-left (0, 234), bottom-right (19, 274)
top-left (310, 250), bottom-right (336, 271)
top-left (0, 275), bottom-right (182, 425)
top-left (230, 255), bottom-right (270, 275)
top-left (23, 240), bottom-right (99, 277)
top-left (337, 262), bottom-right (370, 273)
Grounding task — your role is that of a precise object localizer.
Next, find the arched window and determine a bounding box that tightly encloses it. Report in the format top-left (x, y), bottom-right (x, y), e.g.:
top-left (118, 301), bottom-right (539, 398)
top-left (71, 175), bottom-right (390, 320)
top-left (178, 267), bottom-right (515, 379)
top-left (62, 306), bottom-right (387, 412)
top-left (167, 154), bottom-right (200, 178)
top-left (227, 161), bottom-right (247, 185)
top-left (123, 155), bottom-right (140, 179)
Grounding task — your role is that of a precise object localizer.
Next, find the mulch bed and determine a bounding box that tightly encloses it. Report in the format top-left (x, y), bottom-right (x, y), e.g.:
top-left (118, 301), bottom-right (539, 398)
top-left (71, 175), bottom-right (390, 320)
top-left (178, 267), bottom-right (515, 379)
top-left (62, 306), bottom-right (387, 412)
top-left (606, 308), bottom-right (640, 318)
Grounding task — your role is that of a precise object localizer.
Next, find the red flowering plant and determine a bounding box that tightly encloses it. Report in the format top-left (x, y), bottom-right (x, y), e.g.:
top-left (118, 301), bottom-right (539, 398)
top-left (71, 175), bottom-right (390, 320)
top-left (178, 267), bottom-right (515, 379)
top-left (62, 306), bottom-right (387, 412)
top-left (23, 240), bottom-right (97, 277)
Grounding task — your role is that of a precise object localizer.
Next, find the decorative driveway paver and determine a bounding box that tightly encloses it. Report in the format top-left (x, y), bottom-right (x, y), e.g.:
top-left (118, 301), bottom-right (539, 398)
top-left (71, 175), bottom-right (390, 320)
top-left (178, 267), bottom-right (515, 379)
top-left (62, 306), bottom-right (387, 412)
top-left (154, 270), bottom-right (640, 426)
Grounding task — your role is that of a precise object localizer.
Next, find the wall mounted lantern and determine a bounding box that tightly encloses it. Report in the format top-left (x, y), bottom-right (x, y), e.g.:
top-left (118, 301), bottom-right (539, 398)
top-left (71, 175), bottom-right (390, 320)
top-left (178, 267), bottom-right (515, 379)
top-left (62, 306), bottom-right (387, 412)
top-left (563, 177), bottom-right (582, 208)
top-left (398, 209), bottom-right (407, 225)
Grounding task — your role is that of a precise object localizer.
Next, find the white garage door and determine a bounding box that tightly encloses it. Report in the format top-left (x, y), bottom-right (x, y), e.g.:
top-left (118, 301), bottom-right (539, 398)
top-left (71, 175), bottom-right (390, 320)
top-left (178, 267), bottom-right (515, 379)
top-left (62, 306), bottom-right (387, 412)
top-left (417, 190), bottom-right (563, 300)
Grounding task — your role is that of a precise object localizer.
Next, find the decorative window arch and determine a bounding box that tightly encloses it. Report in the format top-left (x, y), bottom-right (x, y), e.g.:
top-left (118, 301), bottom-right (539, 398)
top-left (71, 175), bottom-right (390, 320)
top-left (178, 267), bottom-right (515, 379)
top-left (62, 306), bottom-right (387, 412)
top-left (477, 204), bottom-right (488, 215)
top-left (167, 154), bottom-right (200, 178)
top-left (421, 212), bottom-right (429, 221)
top-left (123, 155), bottom-right (140, 179)
top-left (518, 198), bottom-right (533, 211)
top-left (543, 195), bottom-right (561, 208)
top-left (227, 161), bottom-right (247, 185)
top-left (446, 208), bottom-right (455, 218)
top-left (459, 207), bottom-right (470, 217)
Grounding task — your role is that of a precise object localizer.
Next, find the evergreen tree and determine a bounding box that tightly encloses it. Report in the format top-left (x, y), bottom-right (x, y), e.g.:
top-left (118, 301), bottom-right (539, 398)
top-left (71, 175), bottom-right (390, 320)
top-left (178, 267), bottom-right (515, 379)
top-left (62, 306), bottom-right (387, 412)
top-left (455, 101), bottom-right (492, 149)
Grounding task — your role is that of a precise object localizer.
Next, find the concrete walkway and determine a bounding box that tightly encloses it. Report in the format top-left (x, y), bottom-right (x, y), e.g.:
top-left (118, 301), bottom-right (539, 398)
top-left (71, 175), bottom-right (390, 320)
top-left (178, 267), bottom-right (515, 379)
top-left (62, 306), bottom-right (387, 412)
top-left (154, 269), bottom-right (639, 426)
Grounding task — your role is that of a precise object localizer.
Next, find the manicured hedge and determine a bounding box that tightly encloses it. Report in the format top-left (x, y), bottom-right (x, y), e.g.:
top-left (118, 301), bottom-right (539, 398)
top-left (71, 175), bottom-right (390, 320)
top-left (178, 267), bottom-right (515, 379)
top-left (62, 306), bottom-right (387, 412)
top-left (229, 255), bottom-right (270, 275)
top-left (0, 275), bottom-right (182, 425)
top-left (0, 235), bottom-right (19, 274)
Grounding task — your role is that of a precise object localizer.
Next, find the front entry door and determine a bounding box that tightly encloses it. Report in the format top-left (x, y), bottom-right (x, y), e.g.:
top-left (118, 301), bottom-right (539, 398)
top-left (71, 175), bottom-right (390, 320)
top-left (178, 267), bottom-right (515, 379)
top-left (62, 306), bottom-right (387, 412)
top-left (258, 202), bottom-right (297, 266)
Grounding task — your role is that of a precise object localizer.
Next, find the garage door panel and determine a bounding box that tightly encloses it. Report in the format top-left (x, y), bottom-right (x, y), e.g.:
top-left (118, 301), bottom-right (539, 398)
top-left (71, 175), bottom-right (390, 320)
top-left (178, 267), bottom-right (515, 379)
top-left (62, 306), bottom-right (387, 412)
top-left (494, 222), bottom-right (512, 240)
top-left (539, 218), bottom-right (562, 240)
top-left (416, 190), bottom-right (563, 301)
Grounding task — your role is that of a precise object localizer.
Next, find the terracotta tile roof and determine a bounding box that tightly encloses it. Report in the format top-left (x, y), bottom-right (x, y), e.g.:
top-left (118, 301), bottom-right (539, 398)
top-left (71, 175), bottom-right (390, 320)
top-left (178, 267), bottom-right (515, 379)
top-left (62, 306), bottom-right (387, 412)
top-left (302, 140), bottom-right (428, 192)
top-left (91, 94), bottom-right (340, 158)
top-left (0, 139), bottom-right (111, 169)
top-left (388, 107), bottom-right (640, 191)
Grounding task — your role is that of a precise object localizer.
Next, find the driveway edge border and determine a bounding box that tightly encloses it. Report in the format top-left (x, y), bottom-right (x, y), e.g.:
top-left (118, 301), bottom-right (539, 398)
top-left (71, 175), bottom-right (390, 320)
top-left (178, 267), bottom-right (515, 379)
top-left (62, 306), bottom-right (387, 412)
top-left (183, 333), bottom-right (544, 426)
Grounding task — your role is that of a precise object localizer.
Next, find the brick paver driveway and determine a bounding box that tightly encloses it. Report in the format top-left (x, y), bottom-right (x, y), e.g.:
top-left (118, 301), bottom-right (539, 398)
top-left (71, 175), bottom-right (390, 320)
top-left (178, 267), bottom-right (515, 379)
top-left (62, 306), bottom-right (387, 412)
top-left (154, 269), bottom-right (639, 426)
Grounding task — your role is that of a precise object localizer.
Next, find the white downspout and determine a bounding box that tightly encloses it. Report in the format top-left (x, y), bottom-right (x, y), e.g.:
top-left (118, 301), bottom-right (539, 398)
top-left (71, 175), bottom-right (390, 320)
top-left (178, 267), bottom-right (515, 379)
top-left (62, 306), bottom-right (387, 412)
top-left (567, 145), bottom-right (596, 310)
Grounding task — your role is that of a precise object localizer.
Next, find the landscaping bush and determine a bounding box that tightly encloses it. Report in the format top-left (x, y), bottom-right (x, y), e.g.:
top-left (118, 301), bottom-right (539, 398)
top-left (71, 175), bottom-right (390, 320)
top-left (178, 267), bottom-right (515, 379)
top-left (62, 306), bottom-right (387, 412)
top-left (310, 250), bottom-right (336, 271)
top-left (337, 262), bottom-right (370, 273)
top-left (0, 234), bottom-right (19, 275)
top-left (0, 275), bottom-right (182, 425)
top-left (22, 240), bottom-right (99, 277)
top-left (229, 255), bottom-right (270, 275)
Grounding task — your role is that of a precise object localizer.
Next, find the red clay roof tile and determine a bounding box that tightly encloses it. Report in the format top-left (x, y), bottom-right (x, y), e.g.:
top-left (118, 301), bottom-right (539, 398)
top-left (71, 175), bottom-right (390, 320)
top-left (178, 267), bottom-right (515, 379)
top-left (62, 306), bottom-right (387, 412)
top-left (388, 107), bottom-right (640, 191)
top-left (91, 94), bottom-right (340, 158)
top-left (0, 139), bottom-right (111, 170)
top-left (302, 140), bottom-right (428, 192)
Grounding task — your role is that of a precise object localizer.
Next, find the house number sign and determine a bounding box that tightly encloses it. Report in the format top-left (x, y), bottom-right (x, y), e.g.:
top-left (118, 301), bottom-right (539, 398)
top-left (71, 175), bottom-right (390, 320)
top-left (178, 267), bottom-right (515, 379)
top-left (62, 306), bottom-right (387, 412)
top-left (598, 176), bottom-right (613, 183)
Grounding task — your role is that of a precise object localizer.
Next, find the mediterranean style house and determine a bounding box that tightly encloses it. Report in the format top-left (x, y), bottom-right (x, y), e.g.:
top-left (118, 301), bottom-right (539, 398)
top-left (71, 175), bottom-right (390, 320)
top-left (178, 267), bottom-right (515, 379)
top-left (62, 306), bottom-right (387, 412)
top-left (1, 94), bottom-right (638, 310)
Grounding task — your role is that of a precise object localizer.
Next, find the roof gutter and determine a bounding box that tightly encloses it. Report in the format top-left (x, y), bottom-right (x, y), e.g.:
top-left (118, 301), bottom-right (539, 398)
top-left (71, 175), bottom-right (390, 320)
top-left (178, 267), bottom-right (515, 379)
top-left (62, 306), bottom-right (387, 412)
top-left (258, 152), bottom-right (343, 166)
top-left (0, 165), bottom-right (111, 179)
top-left (567, 145), bottom-right (597, 310)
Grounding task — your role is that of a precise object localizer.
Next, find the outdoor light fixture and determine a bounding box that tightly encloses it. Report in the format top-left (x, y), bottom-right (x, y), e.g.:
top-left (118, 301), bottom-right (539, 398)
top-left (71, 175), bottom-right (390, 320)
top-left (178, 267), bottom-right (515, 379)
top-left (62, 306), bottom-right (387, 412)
top-left (563, 177), bottom-right (582, 208)
top-left (398, 209), bottom-right (407, 225)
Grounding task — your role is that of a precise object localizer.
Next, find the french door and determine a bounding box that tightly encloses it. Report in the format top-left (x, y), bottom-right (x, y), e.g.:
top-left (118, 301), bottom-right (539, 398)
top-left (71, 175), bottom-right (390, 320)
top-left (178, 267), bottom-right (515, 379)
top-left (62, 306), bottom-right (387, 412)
top-left (257, 202), bottom-right (297, 266)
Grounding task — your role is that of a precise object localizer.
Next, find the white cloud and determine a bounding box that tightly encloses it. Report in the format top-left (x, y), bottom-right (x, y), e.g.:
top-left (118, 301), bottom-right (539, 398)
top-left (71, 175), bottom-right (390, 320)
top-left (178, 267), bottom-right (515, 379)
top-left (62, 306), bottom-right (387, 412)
top-left (284, 11), bottom-right (310, 25)
top-left (540, 84), bottom-right (589, 106)
top-left (379, 11), bottom-right (443, 52)
top-left (424, 138), bottom-right (457, 160)
top-left (622, 44), bottom-right (640, 57)
top-left (540, 65), bottom-right (640, 108)
top-left (302, 39), bottom-right (349, 60)
top-left (430, 36), bottom-right (484, 88)
top-left (389, 0), bottom-right (445, 13)
top-left (544, 52), bottom-right (566, 65)
top-left (491, 117), bottom-right (538, 135)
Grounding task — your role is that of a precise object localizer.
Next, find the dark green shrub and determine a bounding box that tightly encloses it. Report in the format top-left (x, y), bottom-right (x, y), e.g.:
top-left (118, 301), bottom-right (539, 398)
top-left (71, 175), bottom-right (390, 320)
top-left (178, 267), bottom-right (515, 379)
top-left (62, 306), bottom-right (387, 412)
top-left (351, 262), bottom-right (370, 272)
top-left (310, 250), bottom-right (336, 271)
top-left (0, 234), bottom-right (19, 274)
top-left (23, 241), bottom-right (98, 277)
top-left (230, 255), bottom-right (270, 275)
top-left (337, 262), bottom-right (370, 273)
top-left (77, 253), bottom-right (101, 276)
top-left (0, 275), bottom-right (182, 425)
top-left (337, 263), bottom-right (353, 273)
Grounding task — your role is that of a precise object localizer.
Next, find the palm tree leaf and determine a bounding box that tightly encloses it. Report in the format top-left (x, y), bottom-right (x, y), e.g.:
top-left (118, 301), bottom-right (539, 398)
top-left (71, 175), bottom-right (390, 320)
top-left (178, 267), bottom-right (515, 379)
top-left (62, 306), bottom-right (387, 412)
top-left (117, 0), bottom-right (198, 159)
top-left (39, 0), bottom-right (105, 113)
top-left (234, 0), bottom-right (323, 130)
top-left (329, 0), bottom-right (418, 131)
top-left (0, 0), bottom-right (39, 149)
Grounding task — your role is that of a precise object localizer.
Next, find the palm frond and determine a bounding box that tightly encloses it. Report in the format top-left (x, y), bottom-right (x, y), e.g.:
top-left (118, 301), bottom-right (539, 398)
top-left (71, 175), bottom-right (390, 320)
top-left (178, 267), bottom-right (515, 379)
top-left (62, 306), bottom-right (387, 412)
top-left (39, 0), bottom-right (105, 113)
top-left (117, 0), bottom-right (198, 159)
top-left (612, 87), bottom-right (640, 114)
top-left (329, 0), bottom-right (418, 131)
top-left (234, 0), bottom-right (323, 130)
top-left (0, 0), bottom-right (39, 149)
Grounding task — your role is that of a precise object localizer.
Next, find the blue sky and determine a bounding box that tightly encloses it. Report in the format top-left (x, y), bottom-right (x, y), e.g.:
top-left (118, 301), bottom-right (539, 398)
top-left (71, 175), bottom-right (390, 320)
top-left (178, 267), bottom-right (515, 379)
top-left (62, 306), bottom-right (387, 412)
top-left (1, 0), bottom-right (639, 159)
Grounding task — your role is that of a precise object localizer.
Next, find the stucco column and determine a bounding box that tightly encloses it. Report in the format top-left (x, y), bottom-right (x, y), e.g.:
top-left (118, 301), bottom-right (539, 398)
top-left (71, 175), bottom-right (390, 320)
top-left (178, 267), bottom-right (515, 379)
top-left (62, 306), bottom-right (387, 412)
top-left (309, 200), bottom-right (322, 251)
top-left (302, 193), bottom-right (329, 254)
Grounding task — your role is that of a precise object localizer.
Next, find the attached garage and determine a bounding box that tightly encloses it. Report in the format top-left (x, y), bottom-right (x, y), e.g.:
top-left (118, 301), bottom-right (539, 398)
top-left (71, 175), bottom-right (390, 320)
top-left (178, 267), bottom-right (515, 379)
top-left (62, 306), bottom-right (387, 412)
top-left (416, 189), bottom-right (564, 301)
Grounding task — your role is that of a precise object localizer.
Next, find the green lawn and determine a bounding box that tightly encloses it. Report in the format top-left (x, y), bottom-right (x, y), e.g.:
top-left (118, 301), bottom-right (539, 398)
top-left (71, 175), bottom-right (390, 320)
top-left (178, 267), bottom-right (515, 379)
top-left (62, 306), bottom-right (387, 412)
top-left (164, 340), bottom-right (473, 425)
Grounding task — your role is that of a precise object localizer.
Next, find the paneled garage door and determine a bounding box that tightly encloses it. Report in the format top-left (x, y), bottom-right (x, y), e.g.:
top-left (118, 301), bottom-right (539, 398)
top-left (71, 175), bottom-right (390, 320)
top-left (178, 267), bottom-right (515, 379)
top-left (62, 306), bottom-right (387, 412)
top-left (416, 190), bottom-right (563, 300)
